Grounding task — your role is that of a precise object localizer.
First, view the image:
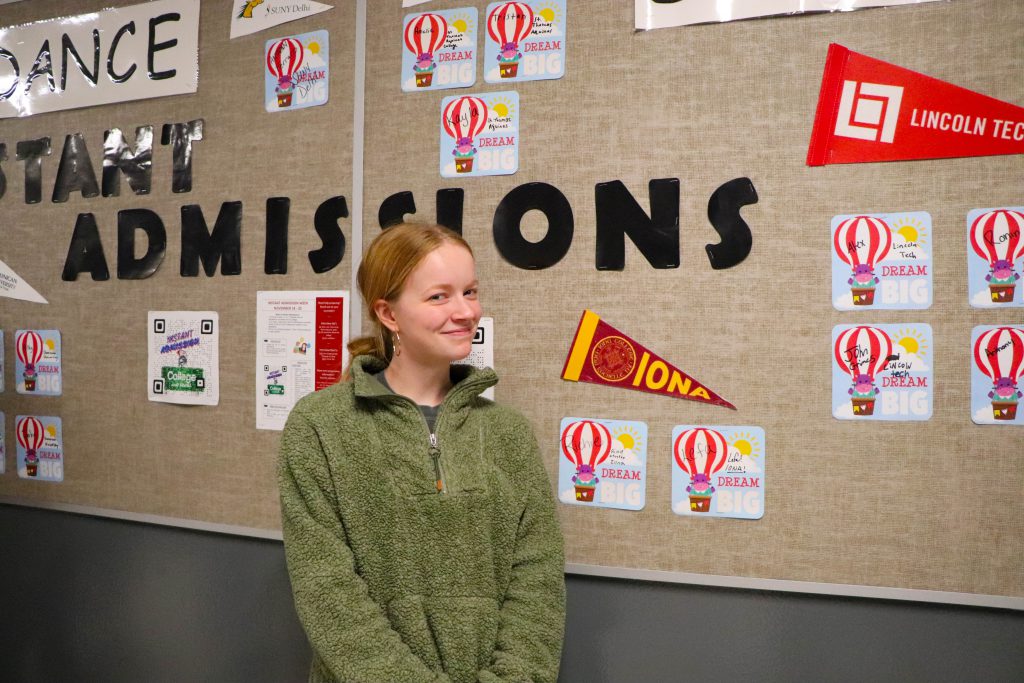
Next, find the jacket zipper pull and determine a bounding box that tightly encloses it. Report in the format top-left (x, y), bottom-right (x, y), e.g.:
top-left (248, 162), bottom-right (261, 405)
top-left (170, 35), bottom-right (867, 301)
top-left (429, 433), bottom-right (446, 494)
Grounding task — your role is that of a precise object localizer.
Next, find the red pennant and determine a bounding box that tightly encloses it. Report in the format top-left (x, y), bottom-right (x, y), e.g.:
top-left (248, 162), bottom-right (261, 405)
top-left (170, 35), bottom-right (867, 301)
top-left (561, 310), bottom-right (735, 409)
top-left (808, 43), bottom-right (1024, 166)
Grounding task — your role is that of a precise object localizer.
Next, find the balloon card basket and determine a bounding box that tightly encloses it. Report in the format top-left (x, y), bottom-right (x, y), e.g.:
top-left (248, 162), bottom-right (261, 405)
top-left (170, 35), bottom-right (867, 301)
top-left (455, 157), bottom-right (475, 173)
top-left (277, 93), bottom-right (293, 107)
top-left (989, 285), bottom-right (1015, 303)
top-left (574, 486), bottom-right (596, 502)
top-left (689, 496), bottom-right (712, 513)
top-left (852, 398), bottom-right (876, 416)
top-left (26, 463), bottom-right (38, 477)
top-left (23, 377), bottom-right (36, 391)
top-left (992, 401), bottom-right (1018, 421)
top-left (416, 71), bottom-right (434, 87)
top-left (499, 62), bottom-right (519, 78)
top-left (851, 287), bottom-right (876, 306)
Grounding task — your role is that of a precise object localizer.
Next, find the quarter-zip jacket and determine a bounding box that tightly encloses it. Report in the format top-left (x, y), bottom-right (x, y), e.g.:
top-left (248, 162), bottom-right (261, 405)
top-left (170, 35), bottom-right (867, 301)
top-left (279, 355), bottom-right (566, 683)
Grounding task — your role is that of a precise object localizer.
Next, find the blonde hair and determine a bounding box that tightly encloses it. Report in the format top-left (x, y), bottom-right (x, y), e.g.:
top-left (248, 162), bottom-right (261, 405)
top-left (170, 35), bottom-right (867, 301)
top-left (346, 223), bottom-right (473, 378)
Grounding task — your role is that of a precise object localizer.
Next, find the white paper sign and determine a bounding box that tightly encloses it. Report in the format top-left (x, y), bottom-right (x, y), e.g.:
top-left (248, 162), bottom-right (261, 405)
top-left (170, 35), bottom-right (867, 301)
top-left (230, 0), bottom-right (334, 40)
top-left (0, 0), bottom-right (200, 118)
top-left (636, 0), bottom-right (941, 29)
top-left (147, 311), bottom-right (219, 406)
top-left (455, 317), bottom-right (494, 401)
top-left (256, 291), bottom-right (349, 430)
top-left (403, 1), bottom-right (435, 6)
top-left (0, 258), bottom-right (47, 303)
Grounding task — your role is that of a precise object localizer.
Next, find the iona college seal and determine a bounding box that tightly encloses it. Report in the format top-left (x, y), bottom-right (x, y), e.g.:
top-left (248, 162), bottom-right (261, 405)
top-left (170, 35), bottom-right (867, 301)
top-left (591, 336), bottom-right (636, 382)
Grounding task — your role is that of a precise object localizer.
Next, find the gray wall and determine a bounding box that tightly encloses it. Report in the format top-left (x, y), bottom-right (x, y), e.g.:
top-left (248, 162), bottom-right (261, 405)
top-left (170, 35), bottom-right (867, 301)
top-left (1, 504), bottom-right (1022, 683)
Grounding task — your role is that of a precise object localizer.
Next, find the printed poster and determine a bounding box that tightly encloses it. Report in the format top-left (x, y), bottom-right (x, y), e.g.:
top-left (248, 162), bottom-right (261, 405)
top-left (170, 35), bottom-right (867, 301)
top-left (256, 291), bottom-right (348, 430)
top-left (265, 30), bottom-right (330, 112)
top-left (637, 0), bottom-right (941, 30)
top-left (402, 7), bottom-right (478, 92)
top-left (832, 212), bottom-right (932, 310)
top-left (454, 317), bottom-right (494, 401)
top-left (440, 91), bottom-right (519, 178)
top-left (231, 0), bottom-right (333, 39)
top-left (671, 426), bottom-right (764, 519)
top-left (832, 324), bottom-right (932, 421)
top-left (15, 330), bottom-right (62, 396)
top-left (148, 312), bottom-right (219, 406)
top-left (558, 418), bottom-right (647, 511)
top-left (971, 326), bottom-right (1024, 425)
top-left (968, 207), bottom-right (1024, 308)
top-left (484, 1), bottom-right (566, 83)
top-left (16, 415), bottom-right (62, 482)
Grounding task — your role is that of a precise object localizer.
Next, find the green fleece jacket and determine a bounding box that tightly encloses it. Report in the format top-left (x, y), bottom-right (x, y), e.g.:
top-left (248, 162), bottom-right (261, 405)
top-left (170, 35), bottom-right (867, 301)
top-left (279, 355), bottom-right (566, 683)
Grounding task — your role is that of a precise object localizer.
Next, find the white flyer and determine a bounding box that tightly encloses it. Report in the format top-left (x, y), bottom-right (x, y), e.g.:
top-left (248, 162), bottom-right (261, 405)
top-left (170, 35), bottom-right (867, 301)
top-left (256, 291), bottom-right (349, 430)
top-left (455, 317), bottom-right (494, 401)
top-left (147, 312), bottom-right (219, 406)
top-left (636, 0), bottom-right (942, 30)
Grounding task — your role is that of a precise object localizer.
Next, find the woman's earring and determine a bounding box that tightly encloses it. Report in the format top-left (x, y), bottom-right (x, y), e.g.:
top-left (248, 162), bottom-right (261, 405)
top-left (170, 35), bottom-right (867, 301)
top-left (394, 331), bottom-right (401, 357)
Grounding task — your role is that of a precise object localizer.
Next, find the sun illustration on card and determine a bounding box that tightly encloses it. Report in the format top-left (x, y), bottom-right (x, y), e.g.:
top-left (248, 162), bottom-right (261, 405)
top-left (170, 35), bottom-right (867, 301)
top-left (895, 327), bottom-right (928, 359)
top-left (892, 216), bottom-right (928, 246)
top-left (45, 339), bottom-right (55, 350)
top-left (450, 12), bottom-right (475, 36)
top-left (730, 431), bottom-right (762, 458)
top-left (612, 424), bottom-right (643, 453)
top-left (45, 424), bottom-right (57, 438)
top-left (306, 39), bottom-right (321, 55)
top-left (537, 2), bottom-right (563, 26)
top-left (489, 95), bottom-right (516, 119)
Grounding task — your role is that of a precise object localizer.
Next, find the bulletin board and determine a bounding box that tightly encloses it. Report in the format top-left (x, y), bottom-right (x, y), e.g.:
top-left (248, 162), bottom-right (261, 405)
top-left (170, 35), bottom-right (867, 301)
top-left (0, 0), bottom-right (356, 532)
top-left (360, 0), bottom-right (1022, 605)
top-left (1, 0), bottom-right (1022, 607)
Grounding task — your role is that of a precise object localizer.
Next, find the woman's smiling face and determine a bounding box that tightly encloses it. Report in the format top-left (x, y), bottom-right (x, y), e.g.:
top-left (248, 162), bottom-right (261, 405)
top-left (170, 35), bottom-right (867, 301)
top-left (380, 242), bottom-right (482, 365)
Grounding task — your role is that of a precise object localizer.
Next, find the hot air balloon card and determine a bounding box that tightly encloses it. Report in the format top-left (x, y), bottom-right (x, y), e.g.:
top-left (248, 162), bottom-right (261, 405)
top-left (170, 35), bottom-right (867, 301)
top-left (440, 91), bottom-right (519, 177)
top-left (264, 31), bottom-right (329, 113)
top-left (147, 312), bottom-right (220, 406)
top-left (671, 426), bottom-right (765, 519)
top-left (558, 418), bottom-right (647, 511)
top-left (967, 207), bottom-right (1024, 308)
top-left (484, 1), bottom-right (566, 83)
top-left (831, 212), bottom-right (932, 310)
top-left (402, 8), bottom-right (478, 92)
top-left (971, 326), bottom-right (1024, 425)
top-left (15, 415), bottom-right (63, 482)
top-left (14, 330), bottom-right (62, 396)
top-left (832, 324), bottom-right (933, 421)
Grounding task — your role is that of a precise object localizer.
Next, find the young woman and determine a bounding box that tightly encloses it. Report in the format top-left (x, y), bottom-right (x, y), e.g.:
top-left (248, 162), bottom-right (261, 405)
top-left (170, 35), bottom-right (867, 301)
top-left (279, 223), bottom-right (566, 683)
